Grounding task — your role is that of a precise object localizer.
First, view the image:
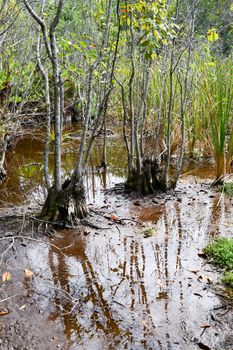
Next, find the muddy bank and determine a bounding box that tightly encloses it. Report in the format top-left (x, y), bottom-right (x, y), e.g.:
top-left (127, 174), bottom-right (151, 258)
top-left (0, 176), bottom-right (233, 350)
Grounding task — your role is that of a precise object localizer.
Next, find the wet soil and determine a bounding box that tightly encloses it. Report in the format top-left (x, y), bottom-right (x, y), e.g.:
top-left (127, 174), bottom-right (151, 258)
top-left (1, 133), bottom-right (233, 349)
top-left (1, 175), bottom-right (233, 350)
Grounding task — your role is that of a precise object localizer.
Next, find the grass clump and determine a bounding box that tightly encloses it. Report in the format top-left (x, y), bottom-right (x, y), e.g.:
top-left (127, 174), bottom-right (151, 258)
top-left (222, 182), bottom-right (233, 197)
top-left (221, 272), bottom-right (233, 288)
top-left (204, 237), bottom-right (233, 269)
top-left (204, 237), bottom-right (233, 288)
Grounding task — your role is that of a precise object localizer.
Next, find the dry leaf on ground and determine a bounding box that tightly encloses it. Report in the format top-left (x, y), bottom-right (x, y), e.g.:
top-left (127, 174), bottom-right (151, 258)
top-left (25, 269), bottom-right (34, 278)
top-left (2, 272), bottom-right (11, 282)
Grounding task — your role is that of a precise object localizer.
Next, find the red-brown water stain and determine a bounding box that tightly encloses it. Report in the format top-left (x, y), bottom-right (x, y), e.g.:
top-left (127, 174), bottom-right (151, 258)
top-left (47, 230), bottom-right (122, 346)
top-left (132, 205), bottom-right (165, 223)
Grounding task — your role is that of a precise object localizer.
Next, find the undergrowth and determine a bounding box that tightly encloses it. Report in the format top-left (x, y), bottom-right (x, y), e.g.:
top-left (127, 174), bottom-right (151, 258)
top-left (222, 182), bottom-right (233, 197)
top-left (221, 272), bottom-right (233, 288)
top-left (204, 237), bottom-right (233, 288)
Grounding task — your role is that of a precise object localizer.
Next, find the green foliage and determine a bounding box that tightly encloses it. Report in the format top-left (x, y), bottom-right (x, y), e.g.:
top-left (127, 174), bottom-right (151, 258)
top-left (49, 128), bottom-right (74, 150)
top-left (221, 271), bottom-right (233, 288)
top-left (203, 62), bottom-right (233, 153)
top-left (195, 0), bottom-right (233, 54)
top-left (1, 0), bottom-right (233, 188)
top-left (20, 163), bottom-right (41, 178)
top-left (222, 183), bottom-right (233, 197)
top-left (207, 28), bottom-right (219, 42)
top-left (198, 58), bottom-right (233, 178)
top-left (204, 238), bottom-right (233, 269)
top-left (120, 0), bottom-right (175, 60)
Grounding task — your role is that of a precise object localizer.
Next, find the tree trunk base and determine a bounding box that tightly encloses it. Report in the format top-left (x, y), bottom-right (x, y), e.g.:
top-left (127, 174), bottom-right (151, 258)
top-left (40, 176), bottom-right (88, 227)
top-left (125, 158), bottom-right (169, 194)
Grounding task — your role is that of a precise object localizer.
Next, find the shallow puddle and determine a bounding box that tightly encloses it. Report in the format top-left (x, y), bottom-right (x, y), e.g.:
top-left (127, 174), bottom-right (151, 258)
top-left (2, 178), bottom-right (232, 349)
top-left (1, 134), bottom-right (233, 349)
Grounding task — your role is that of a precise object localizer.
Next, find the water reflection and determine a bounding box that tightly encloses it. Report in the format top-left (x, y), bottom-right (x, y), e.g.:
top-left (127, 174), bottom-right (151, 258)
top-left (0, 135), bottom-right (127, 207)
top-left (22, 179), bottom-right (231, 349)
top-left (2, 133), bottom-right (233, 349)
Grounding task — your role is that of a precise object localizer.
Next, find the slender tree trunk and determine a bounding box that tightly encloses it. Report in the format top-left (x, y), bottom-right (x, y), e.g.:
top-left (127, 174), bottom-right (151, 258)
top-left (36, 34), bottom-right (51, 189)
top-left (162, 44), bottom-right (174, 190)
top-left (59, 73), bottom-right (64, 130)
top-left (129, 5), bottom-right (135, 175)
top-left (172, 0), bottom-right (197, 188)
top-left (50, 30), bottom-right (62, 192)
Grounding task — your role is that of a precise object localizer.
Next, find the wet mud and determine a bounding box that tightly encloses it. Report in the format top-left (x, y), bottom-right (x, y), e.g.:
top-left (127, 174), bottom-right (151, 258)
top-left (0, 136), bottom-right (233, 350)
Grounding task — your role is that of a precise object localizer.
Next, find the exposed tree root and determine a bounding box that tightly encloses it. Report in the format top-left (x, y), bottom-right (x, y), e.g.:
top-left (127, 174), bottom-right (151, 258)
top-left (40, 174), bottom-right (88, 227)
top-left (125, 158), bottom-right (169, 194)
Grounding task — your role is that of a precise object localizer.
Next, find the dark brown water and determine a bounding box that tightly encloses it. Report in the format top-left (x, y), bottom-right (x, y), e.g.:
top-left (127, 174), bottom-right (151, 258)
top-left (0, 132), bottom-right (127, 206)
top-left (1, 133), bottom-right (233, 349)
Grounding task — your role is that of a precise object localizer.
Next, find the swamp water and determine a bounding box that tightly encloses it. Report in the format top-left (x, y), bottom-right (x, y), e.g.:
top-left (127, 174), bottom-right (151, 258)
top-left (0, 133), bottom-right (233, 350)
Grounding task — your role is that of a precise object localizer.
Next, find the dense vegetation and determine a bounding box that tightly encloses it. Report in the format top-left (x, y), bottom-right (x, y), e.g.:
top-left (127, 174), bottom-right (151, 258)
top-left (0, 0), bottom-right (233, 225)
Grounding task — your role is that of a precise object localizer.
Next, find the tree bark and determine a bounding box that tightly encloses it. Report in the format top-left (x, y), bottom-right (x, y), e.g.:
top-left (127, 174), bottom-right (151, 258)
top-left (40, 173), bottom-right (88, 226)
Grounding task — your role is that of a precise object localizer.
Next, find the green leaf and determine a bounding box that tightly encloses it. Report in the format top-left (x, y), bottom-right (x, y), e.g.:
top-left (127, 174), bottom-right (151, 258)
top-left (207, 28), bottom-right (219, 42)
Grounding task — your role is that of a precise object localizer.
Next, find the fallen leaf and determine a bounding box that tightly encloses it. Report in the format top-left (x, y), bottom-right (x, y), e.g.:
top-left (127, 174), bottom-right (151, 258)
top-left (111, 215), bottom-right (119, 221)
top-left (200, 323), bottom-right (210, 329)
top-left (2, 272), bottom-right (11, 282)
top-left (111, 268), bottom-right (119, 273)
top-left (0, 309), bottom-right (9, 316)
top-left (25, 269), bottom-right (34, 278)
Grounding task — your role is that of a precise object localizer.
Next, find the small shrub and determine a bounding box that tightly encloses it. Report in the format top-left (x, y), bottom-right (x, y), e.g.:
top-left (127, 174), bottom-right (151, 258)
top-left (203, 237), bottom-right (233, 269)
